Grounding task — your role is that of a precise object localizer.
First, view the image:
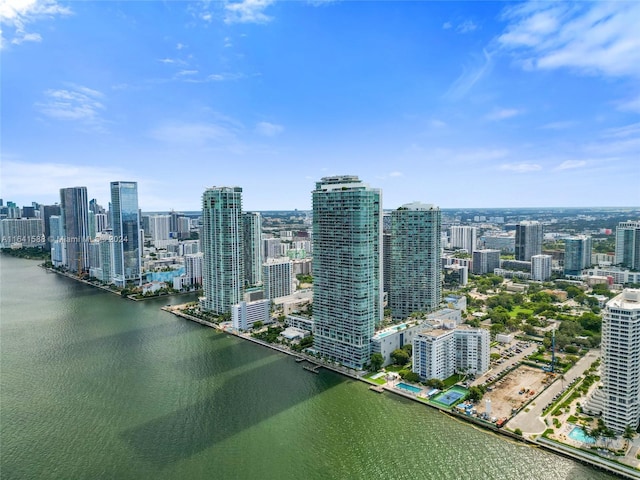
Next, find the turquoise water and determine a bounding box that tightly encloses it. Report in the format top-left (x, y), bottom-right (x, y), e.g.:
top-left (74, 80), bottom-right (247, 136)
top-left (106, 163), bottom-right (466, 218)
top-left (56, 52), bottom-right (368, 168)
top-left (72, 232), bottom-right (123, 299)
top-left (0, 257), bottom-right (617, 480)
top-left (396, 382), bottom-right (421, 394)
top-left (569, 427), bottom-right (596, 444)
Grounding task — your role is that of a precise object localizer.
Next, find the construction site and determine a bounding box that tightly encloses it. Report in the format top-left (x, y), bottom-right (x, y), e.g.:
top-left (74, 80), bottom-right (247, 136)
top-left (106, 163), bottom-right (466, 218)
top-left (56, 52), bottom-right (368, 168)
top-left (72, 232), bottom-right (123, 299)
top-left (477, 365), bottom-right (555, 421)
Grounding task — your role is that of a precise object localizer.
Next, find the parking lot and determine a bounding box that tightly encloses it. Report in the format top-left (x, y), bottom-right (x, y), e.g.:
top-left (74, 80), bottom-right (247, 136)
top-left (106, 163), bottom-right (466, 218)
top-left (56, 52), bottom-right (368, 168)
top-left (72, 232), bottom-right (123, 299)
top-left (472, 340), bottom-right (538, 387)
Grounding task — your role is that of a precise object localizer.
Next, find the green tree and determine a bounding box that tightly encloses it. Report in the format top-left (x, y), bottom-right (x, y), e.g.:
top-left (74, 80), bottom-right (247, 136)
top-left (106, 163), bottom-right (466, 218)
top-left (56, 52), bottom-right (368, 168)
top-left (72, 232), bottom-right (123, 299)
top-left (401, 343), bottom-right (413, 356)
top-left (370, 353), bottom-right (384, 372)
top-left (252, 321), bottom-right (264, 329)
top-left (467, 386), bottom-right (485, 402)
top-left (623, 425), bottom-right (636, 441)
top-left (391, 348), bottom-right (410, 366)
top-left (400, 371), bottom-right (420, 383)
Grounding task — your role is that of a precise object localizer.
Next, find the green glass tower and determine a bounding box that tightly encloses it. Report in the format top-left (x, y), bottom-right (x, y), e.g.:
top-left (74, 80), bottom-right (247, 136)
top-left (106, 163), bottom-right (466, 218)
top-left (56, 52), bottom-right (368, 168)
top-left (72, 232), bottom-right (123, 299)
top-left (390, 202), bottom-right (442, 319)
top-left (312, 176), bottom-right (382, 370)
top-left (201, 187), bottom-right (244, 315)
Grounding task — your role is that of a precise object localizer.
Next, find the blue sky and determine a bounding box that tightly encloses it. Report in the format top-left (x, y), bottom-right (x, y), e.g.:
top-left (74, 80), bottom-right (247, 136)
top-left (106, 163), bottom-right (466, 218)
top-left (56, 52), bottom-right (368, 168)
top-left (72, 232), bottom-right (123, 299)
top-left (1, 0), bottom-right (639, 211)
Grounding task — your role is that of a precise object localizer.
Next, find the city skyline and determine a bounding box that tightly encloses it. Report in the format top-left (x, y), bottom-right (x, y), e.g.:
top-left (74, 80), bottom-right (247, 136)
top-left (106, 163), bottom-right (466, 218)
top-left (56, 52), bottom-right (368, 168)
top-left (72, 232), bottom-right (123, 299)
top-left (2, 1), bottom-right (639, 211)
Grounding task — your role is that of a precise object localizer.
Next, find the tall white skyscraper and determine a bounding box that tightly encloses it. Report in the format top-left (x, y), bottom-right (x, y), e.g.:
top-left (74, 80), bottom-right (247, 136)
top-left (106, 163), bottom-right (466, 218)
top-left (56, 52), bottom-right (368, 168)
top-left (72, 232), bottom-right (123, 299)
top-left (201, 187), bottom-right (244, 315)
top-left (110, 181), bottom-right (141, 287)
top-left (312, 176), bottom-right (382, 369)
top-left (587, 289), bottom-right (640, 433)
top-left (450, 225), bottom-right (477, 253)
top-left (390, 202), bottom-right (442, 319)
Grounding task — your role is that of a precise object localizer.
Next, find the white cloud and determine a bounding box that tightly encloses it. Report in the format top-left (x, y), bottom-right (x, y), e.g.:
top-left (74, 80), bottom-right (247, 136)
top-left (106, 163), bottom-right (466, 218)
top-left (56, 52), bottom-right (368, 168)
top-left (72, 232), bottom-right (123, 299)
top-left (442, 21), bottom-right (452, 30)
top-left (498, 2), bottom-right (640, 78)
top-left (485, 108), bottom-right (522, 121)
top-left (11, 31), bottom-right (41, 44)
top-left (255, 121), bottom-right (283, 137)
top-left (445, 48), bottom-right (493, 100)
top-left (498, 162), bottom-right (542, 173)
top-left (617, 94), bottom-right (640, 114)
top-left (429, 119), bottom-right (447, 128)
top-left (224, 0), bottom-right (275, 24)
top-left (176, 42), bottom-right (185, 50)
top-left (149, 121), bottom-right (240, 147)
top-left (389, 171), bottom-right (403, 177)
top-left (177, 69), bottom-right (198, 76)
top-left (36, 85), bottom-right (106, 130)
top-left (457, 20), bottom-right (477, 34)
top-left (555, 160), bottom-right (586, 171)
top-left (0, 0), bottom-right (71, 47)
top-left (540, 121), bottom-right (576, 130)
top-left (0, 160), bottom-right (125, 204)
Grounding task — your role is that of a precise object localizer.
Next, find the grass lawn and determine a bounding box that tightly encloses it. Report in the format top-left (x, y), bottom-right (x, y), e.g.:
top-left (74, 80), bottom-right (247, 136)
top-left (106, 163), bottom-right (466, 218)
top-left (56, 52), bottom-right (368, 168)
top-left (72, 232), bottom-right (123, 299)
top-left (508, 306), bottom-right (534, 318)
top-left (363, 372), bottom-right (386, 385)
top-left (443, 373), bottom-right (463, 388)
top-left (384, 364), bottom-right (405, 373)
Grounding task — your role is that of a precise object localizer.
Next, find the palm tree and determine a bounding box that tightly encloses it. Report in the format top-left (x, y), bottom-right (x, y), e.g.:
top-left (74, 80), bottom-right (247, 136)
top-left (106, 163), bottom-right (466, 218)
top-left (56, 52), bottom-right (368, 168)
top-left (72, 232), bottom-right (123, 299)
top-left (623, 425), bottom-right (636, 442)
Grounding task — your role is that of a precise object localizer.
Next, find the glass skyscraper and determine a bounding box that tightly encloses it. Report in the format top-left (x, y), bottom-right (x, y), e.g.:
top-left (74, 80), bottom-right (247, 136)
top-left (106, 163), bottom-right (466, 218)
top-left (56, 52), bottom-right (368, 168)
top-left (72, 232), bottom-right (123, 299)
top-left (390, 202), bottom-right (442, 319)
top-left (201, 187), bottom-right (244, 315)
top-left (59, 186), bottom-right (90, 273)
top-left (110, 181), bottom-right (141, 287)
top-left (615, 221), bottom-right (640, 270)
top-left (515, 220), bottom-right (543, 261)
top-left (312, 176), bottom-right (382, 370)
top-left (242, 211), bottom-right (263, 287)
top-left (564, 235), bottom-right (592, 276)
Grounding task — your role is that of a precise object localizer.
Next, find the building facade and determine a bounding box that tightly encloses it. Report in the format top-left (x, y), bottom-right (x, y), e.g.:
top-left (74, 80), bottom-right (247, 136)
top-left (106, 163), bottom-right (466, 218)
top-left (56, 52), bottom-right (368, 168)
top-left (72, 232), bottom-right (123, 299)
top-left (587, 289), bottom-right (640, 433)
top-left (450, 225), bottom-right (477, 253)
top-left (243, 212), bottom-right (263, 287)
top-left (564, 235), bottom-right (593, 276)
top-left (263, 257), bottom-right (293, 300)
top-left (454, 327), bottom-right (490, 376)
top-left (110, 181), bottom-right (142, 287)
top-left (515, 221), bottom-right (543, 261)
top-left (413, 329), bottom-right (456, 380)
top-left (312, 176), bottom-right (382, 369)
top-left (615, 221), bottom-right (640, 271)
top-left (201, 187), bottom-right (244, 314)
top-left (531, 254), bottom-right (552, 281)
top-left (389, 202), bottom-right (442, 319)
top-left (472, 249), bottom-right (501, 275)
top-left (59, 186), bottom-right (90, 273)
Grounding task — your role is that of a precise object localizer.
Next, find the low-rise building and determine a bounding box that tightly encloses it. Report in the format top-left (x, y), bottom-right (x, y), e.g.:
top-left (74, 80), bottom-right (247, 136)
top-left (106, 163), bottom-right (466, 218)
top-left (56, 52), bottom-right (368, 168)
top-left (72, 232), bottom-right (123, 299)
top-left (231, 299), bottom-right (271, 331)
top-left (371, 321), bottom-right (426, 367)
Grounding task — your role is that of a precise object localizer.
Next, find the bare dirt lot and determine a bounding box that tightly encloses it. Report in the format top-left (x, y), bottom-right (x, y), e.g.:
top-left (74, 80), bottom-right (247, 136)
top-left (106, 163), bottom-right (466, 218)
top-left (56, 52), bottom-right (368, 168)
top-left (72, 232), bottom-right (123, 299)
top-left (477, 365), bottom-right (552, 420)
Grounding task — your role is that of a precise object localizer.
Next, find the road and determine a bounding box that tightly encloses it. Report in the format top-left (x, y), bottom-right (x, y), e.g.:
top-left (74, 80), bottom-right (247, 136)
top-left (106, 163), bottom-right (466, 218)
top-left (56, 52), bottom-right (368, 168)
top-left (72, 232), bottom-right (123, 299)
top-left (508, 349), bottom-right (600, 435)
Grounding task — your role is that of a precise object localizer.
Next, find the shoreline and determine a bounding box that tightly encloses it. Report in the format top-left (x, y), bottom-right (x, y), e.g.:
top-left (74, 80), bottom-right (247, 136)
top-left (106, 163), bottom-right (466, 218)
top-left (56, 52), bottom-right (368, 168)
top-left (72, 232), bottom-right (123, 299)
top-left (40, 265), bottom-right (198, 302)
top-left (165, 305), bottom-right (639, 480)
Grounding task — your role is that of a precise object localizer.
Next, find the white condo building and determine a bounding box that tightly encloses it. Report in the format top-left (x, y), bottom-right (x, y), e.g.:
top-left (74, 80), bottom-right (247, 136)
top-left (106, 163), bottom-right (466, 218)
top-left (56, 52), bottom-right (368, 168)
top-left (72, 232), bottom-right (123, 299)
top-left (586, 289), bottom-right (640, 433)
top-left (263, 257), bottom-right (293, 300)
top-left (454, 326), bottom-right (490, 376)
top-left (531, 254), bottom-right (552, 281)
top-left (450, 225), bottom-right (477, 253)
top-left (413, 329), bottom-right (456, 381)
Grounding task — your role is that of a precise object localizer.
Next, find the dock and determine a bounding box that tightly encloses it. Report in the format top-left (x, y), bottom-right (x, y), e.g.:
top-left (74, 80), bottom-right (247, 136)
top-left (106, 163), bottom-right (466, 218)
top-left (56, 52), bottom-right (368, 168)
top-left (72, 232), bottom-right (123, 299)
top-left (369, 385), bottom-right (385, 393)
top-left (303, 364), bottom-right (322, 374)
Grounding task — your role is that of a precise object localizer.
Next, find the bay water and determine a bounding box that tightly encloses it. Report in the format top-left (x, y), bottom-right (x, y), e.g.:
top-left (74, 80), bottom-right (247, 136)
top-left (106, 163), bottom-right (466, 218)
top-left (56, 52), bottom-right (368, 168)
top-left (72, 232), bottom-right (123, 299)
top-left (0, 257), bottom-right (615, 479)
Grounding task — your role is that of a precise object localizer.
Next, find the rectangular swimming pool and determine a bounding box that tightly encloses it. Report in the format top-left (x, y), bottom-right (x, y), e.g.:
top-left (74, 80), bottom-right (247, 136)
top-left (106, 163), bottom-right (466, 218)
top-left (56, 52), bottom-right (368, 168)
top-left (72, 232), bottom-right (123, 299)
top-left (396, 382), bottom-right (421, 394)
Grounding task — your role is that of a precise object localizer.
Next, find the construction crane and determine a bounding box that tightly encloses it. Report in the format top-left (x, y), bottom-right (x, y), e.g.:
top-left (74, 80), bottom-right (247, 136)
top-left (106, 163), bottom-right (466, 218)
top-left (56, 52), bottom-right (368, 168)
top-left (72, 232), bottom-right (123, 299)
top-left (544, 328), bottom-right (556, 373)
